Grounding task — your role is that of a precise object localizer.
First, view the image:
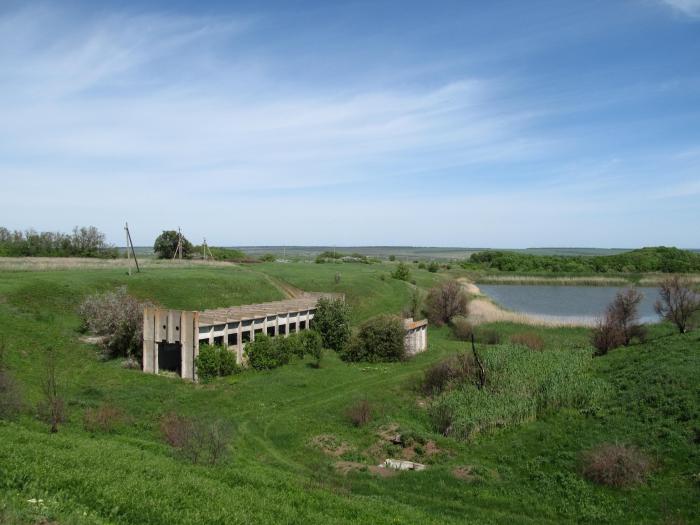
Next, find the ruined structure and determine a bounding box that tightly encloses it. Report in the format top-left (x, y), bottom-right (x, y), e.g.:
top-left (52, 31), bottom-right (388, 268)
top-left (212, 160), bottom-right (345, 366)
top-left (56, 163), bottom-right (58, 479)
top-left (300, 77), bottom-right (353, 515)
top-left (143, 293), bottom-right (338, 380)
top-left (143, 293), bottom-right (429, 381)
top-left (403, 318), bottom-right (428, 355)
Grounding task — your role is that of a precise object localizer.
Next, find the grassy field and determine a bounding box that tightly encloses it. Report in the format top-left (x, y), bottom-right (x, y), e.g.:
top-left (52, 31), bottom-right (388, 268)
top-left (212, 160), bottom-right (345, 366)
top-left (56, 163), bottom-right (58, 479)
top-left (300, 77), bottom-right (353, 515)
top-left (0, 261), bottom-right (698, 524)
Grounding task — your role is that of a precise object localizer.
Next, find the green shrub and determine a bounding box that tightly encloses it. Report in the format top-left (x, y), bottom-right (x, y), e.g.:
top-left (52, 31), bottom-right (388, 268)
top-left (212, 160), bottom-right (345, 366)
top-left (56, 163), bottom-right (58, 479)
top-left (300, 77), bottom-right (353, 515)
top-left (391, 262), bottom-right (411, 281)
top-left (259, 253), bottom-right (277, 262)
top-left (341, 315), bottom-right (405, 363)
top-left (245, 335), bottom-right (290, 370)
top-left (299, 330), bottom-right (323, 367)
top-left (312, 298), bottom-right (351, 352)
top-left (418, 262), bottom-right (426, 269)
top-left (388, 255), bottom-right (396, 261)
top-left (421, 353), bottom-right (477, 396)
top-left (195, 344), bottom-right (240, 382)
top-left (428, 261), bottom-right (439, 273)
top-left (429, 346), bottom-right (603, 439)
top-left (450, 316), bottom-right (474, 341)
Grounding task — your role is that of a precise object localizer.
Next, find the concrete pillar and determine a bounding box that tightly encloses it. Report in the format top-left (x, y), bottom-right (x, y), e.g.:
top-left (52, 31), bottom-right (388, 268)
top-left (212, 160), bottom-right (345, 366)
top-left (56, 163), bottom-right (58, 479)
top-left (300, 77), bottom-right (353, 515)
top-left (181, 311), bottom-right (194, 380)
top-left (143, 307), bottom-right (155, 373)
top-left (208, 325), bottom-right (214, 345)
top-left (237, 322), bottom-right (243, 364)
top-left (223, 323), bottom-right (229, 348)
top-left (275, 315), bottom-right (279, 336)
top-left (295, 312), bottom-right (300, 333)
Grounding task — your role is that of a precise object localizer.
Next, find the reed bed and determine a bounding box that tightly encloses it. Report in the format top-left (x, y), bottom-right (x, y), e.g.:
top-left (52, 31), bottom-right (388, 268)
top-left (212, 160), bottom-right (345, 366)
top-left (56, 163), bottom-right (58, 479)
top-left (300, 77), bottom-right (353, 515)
top-left (472, 274), bottom-right (631, 286)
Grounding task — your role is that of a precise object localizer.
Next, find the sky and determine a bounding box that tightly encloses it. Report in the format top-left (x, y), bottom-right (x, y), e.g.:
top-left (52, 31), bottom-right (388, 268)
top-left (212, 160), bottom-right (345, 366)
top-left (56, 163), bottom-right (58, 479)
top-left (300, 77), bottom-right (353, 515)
top-left (1, 0), bottom-right (699, 248)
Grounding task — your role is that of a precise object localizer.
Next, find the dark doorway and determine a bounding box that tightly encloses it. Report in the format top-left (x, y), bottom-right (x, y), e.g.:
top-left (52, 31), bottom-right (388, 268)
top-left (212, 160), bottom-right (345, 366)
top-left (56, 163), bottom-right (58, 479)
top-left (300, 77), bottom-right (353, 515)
top-left (267, 326), bottom-right (275, 336)
top-left (158, 342), bottom-right (181, 375)
top-left (228, 333), bottom-right (238, 346)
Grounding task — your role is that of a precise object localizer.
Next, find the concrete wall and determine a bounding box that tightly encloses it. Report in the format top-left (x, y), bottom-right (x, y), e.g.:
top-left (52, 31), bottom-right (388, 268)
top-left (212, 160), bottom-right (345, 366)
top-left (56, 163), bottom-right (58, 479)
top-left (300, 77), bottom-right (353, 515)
top-left (143, 308), bottom-right (199, 381)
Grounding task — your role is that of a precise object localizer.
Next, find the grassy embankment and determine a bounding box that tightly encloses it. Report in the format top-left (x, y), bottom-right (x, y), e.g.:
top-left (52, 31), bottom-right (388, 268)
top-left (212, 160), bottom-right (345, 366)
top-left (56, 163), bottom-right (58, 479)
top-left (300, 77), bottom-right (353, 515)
top-left (0, 261), bottom-right (698, 524)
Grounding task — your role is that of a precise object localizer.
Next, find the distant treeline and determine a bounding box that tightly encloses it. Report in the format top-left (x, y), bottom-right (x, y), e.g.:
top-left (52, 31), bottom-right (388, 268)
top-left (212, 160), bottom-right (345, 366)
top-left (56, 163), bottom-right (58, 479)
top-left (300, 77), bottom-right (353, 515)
top-left (0, 226), bottom-right (118, 258)
top-left (465, 247), bottom-right (700, 274)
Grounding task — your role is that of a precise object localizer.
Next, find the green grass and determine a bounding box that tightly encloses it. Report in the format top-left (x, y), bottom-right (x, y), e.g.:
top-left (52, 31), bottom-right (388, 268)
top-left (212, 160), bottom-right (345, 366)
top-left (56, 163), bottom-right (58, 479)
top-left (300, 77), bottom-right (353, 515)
top-left (0, 263), bottom-right (698, 524)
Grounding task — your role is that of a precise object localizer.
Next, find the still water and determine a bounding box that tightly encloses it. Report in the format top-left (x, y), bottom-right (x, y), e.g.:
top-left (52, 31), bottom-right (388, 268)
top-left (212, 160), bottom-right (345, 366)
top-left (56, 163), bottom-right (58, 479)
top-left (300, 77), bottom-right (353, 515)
top-left (478, 285), bottom-right (661, 324)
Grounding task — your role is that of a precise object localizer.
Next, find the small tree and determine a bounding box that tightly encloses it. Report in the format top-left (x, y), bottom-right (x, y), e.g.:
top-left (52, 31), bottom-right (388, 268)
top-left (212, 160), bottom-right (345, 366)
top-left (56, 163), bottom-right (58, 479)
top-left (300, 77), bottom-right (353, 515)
top-left (607, 288), bottom-right (644, 345)
top-left (388, 255), bottom-right (396, 262)
top-left (425, 280), bottom-right (469, 325)
top-left (38, 347), bottom-right (64, 433)
top-left (312, 298), bottom-right (351, 352)
top-left (655, 276), bottom-right (700, 333)
top-left (154, 230), bottom-right (193, 259)
top-left (341, 315), bottom-right (405, 362)
top-left (404, 287), bottom-right (424, 320)
top-left (391, 262), bottom-right (411, 281)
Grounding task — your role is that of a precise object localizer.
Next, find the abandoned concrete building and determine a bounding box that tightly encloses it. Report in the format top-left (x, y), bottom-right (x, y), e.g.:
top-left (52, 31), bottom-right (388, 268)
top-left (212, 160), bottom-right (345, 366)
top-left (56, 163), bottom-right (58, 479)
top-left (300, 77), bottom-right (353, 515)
top-left (403, 318), bottom-right (428, 355)
top-left (143, 293), bottom-right (429, 381)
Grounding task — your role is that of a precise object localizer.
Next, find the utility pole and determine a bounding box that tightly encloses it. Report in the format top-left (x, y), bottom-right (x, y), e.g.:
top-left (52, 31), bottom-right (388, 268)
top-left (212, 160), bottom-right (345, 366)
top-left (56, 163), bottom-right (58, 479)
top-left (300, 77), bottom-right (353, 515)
top-left (124, 222), bottom-right (140, 274)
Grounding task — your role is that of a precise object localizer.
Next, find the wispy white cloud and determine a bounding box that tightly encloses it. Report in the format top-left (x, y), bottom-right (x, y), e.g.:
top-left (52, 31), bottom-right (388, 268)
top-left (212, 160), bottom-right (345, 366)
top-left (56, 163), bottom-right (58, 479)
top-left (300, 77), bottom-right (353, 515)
top-left (658, 0), bottom-right (700, 18)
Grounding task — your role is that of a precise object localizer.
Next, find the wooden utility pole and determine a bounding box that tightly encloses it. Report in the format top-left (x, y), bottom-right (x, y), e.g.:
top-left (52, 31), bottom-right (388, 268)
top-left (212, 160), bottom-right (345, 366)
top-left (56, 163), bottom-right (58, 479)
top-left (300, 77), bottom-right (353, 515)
top-left (172, 227), bottom-right (183, 261)
top-left (124, 222), bottom-right (140, 274)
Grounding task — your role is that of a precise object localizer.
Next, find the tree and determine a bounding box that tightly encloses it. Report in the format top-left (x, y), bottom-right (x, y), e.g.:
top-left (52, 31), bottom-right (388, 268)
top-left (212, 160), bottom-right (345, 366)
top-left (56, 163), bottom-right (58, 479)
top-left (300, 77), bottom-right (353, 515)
top-left (38, 347), bottom-right (64, 433)
top-left (311, 298), bottom-right (351, 352)
top-left (655, 276), bottom-right (700, 333)
top-left (404, 287), bottom-right (424, 320)
top-left (391, 262), bottom-right (410, 281)
top-left (607, 288), bottom-right (644, 346)
top-left (154, 230), bottom-right (192, 259)
top-left (425, 280), bottom-right (469, 325)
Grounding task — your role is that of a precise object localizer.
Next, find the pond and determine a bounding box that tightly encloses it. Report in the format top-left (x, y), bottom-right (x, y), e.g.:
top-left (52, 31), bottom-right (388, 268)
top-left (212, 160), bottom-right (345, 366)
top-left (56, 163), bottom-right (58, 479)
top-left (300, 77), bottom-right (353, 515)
top-left (478, 284), bottom-right (661, 324)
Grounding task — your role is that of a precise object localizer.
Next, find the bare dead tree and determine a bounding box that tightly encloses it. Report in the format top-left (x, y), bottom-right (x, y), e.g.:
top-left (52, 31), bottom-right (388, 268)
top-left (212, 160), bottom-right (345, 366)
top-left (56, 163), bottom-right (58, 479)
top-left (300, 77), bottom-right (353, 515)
top-left (608, 288), bottom-right (644, 346)
top-left (38, 346), bottom-right (64, 433)
top-left (655, 276), bottom-right (700, 333)
top-left (471, 333), bottom-right (486, 389)
top-left (425, 280), bottom-right (469, 325)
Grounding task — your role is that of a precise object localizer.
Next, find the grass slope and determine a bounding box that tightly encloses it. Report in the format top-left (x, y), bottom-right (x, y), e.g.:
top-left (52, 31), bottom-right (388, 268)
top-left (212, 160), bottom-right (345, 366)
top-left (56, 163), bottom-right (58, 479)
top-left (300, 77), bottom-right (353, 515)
top-left (0, 263), bottom-right (698, 524)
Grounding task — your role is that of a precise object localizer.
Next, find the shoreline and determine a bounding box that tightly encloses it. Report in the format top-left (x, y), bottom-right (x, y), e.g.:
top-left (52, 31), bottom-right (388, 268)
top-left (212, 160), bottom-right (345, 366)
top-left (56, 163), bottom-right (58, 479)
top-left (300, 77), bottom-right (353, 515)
top-left (460, 279), bottom-right (597, 328)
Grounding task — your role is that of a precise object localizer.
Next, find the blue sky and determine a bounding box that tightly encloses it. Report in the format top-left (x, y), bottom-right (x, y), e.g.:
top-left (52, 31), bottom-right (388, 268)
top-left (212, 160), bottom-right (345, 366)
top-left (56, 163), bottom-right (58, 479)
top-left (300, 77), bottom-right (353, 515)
top-left (1, 0), bottom-right (698, 247)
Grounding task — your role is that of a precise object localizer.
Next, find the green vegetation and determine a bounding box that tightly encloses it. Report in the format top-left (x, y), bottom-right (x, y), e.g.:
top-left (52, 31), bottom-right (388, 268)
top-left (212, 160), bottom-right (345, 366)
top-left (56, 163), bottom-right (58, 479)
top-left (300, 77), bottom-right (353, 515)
top-left (341, 315), bottom-right (406, 362)
top-left (153, 230), bottom-right (193, 259)
top-left (391, 261), bottom-right (411, 281)
top-left (195, 344), bottom-right (240, 381)
top-left (198, 246), bottom-right (248, 261)
top-left (308, 297), bottom-right (351, 351)
top-left (428, 346), bottom-right (604, 439)
top-left (0, 261), bottom-right (698, 523)
top-left (466, 246), bottom-right (700, 274)
top-left (0, 226), bottom-right (117, 258)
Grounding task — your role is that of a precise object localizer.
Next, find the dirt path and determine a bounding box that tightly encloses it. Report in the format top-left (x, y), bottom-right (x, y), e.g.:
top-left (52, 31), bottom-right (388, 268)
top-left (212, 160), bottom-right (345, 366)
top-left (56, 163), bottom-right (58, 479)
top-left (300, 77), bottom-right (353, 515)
top-left (458, 278), bottom-right (595, 327)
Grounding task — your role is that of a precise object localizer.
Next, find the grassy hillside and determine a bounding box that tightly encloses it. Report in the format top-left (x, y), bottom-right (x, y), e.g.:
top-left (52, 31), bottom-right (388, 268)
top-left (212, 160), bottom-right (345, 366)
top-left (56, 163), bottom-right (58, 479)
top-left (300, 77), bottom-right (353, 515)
top-left (0, 262), bottom-right (698, 524)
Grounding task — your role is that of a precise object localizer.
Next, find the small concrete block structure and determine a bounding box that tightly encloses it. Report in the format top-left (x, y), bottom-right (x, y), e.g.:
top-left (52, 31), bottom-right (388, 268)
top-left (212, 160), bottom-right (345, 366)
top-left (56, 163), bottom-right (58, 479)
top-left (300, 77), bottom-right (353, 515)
top-left (403, 318), bottom-right (428, 355)
top-left (142, 307), bottom-right (199, 380)
top-left (381, 459), bottom-right (427, 471)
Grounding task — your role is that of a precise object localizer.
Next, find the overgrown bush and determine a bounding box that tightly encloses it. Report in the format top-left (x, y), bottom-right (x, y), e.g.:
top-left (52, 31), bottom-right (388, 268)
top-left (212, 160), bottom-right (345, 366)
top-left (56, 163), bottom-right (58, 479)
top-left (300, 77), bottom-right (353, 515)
top-left (78, 287), bottom-right (148, 359)
top-left (421, 353), bottom-right (477, 396)
top-left (195, 344), bottom-right (240, 382)
top-left (341, 315), bottom-right (405, 363)
top-left (429, 346), bottom-right (603, 439)
top-left (312, 297), bottom-right (351, 352)
top-left (655, 275), bottom-right (700, 333)
top-left (404, 288), bottom-right (424, 320)
top-left (276, 333), bottom-right (305, 360)
top-left (245, 335), bottom-right (287, 370)
top-left (510, 332), bottom-right (545, 351)
top-left (391, 262), bottom-right (411, 281)
top-left (428, 261), bottom-right (439, 273)
top-left (299, 330), bottom-right (323, 367)
top-left (580, 443), bottom-right (652, 488)
top-left (346, 399), bottom-right (373, 427)
top-left (83, 404), bottom-right (124, 433)
top-left (0, 340), bottom-right (22, 420)
top-left (159, 412), bottom-right (231, 465)
top-left (450, 316), bottom-right (474, 341)
top-left (425, 280), bottom-right (469, 326)
top-left (478, 329), bottom-right (501, 345)
top-left (591, 289), bottom-right (646, 355)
